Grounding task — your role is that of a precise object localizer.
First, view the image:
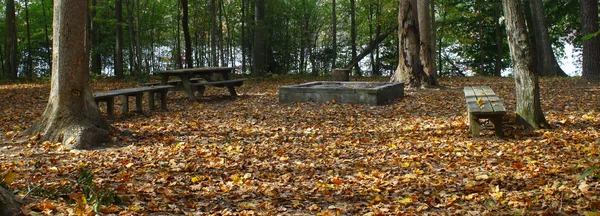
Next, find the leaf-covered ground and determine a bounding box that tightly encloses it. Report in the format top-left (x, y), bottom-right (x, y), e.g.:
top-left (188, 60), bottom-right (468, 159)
top-left (0, 77), bottom-right (599, 215)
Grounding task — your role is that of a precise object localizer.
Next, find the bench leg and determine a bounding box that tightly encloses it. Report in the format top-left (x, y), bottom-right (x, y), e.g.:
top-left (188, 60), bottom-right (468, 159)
top-left (490, 116), bottom-right (504, 138)
top-left (135, 92), bottom-right (143, 112)
top-left (106, 97), bottom-right (115, 120)
top-left (121, 95), bottom-right (129, 114)
top-left (196, 86), bottom-right (206, 97)
top-left (227, 86), bottom-right (238, 97)
top-left (160, 90), bottom-right (168, 111)
top-left (469, 114), bottom-right (480, 138)
top-left (179, 75), bottom-right (197, 100)
top-left (149, 92), bottom-right (156, 111)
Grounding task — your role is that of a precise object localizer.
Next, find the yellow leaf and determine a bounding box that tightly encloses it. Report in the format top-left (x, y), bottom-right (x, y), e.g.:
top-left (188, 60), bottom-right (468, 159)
top-left (584, 212), bottom-right (600, 216)
top-left (191, 176), bottom-right (205, 184)
top-left (3, 171), bottom-right (16, 184)
top-left (231, 175), bottom-right (243, 185)
top-left (397, 197), bottom-right (412, 205)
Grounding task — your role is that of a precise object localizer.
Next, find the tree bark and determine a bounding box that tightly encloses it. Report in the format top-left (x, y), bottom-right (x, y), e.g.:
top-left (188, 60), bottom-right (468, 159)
top-left (42, 0), bottom-right (52, 73)
top-left (182, 0), bottom-right (193, 68)
top-left (241, 0), bottom-right (246, 72)
top-left (580, 0), bottom-right (600, 81)
top-left (529, 0), bottom-right (567, 77)
top-left (115, 0), bottom-right (124, 78)
top-left (417, 0), bottom-right (438, 86)
top-left (253, 0), bottom-right (266, 77)
top-left (332, 0), bottom-right (337, 69)
top-left (211, 0), bottom-right (218, 67)
top-left (501, 0), bottom-right (549, 130)
top-left (25, 0), bottom-right (34, 78)
top-left (24, 0), bottom-right (111, 150)
top-left (494, 2), bottom-right (503, 77)
top-left (0, 187), bottom-right (21, 216)
top-left (135, 0), bottom-right (144, 74)
top-left (90, 0), bottom-right (102, 75)
top-left (391, 0), bottom-right (430, 88)
top-left (4, 0), bottom-right (18, 80)
top-left (350, 0), bottom-right (358, 76)
top-left (344, 28), bottom-right (394, 70)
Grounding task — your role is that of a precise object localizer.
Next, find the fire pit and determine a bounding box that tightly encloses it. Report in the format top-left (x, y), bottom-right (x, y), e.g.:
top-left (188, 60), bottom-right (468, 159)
top-left (279, 81), bottom-right (404, 105)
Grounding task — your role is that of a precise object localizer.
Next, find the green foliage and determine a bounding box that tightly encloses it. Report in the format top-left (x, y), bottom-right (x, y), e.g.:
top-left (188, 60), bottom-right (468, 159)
top-left (76, 166), bottom-right (122, 212)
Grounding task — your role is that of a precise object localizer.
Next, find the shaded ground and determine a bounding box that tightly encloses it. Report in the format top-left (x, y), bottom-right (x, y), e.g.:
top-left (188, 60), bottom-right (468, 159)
top-left (0, 76), bottom-right (598, 215)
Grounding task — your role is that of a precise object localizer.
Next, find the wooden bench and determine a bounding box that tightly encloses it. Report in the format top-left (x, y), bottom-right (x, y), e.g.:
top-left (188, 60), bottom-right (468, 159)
top-left (190, 79), bottom-right (246, 97)
top-left (464, 86), bottom-right (506, 138)
top-left (93, 85), bottom-right (173, 119)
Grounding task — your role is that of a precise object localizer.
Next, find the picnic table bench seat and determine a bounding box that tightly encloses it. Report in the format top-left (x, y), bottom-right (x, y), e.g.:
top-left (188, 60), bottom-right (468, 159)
top-left (93, 85), bottom-right (173, 119)
top-left (464, 86), bottom-right (506, 138)
top-left (190, 78), bottom-right (247, 97)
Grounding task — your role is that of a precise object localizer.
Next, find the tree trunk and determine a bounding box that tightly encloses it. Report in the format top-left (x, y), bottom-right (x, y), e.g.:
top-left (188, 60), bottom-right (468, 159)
top-left (24, 0), bottom-right (111, 150)
top-left (115, 0), bottom-right (124, 78)
top-left (332, 0), bottom-right (337, 69)
top-left (4, 0), bottom-right (18, 80)
top-left (126, 0), bottom-right (136, 74)
top-left (494, 2), bottom-right (503, 77)
top-left (25, 0), bottom-right (34, 78)
top-left (253, 0), bottom-right (266, 77)
top-left (135, 0), bottom-right (144, 74)
top-left (501, 0), bottom-right (549, 130)
top-left (580, 0), bottom-right (600, 81)
top-left (391, 0), bottom-right (430, 88)
top-left (218, 0), bottom-right (226, 66)
top-left (241, 0), bottom-right (246, 72)
top-left (529, 0), bottom-right (567, 77)
top-left (417, 0), bottom-right (438, 86)
top-left (42, 0), bottom-right (52, 73)
top-left (0, 187), bottom-right (21, 216)
top-left (182, 0), bottom-right (193, 68)
top-left (344, 28), bottom-right (394, 70)
top-left (211, 0), bottom-right (218, 67)
top-left (90, 0), bottom-right (102, 75)
top-left (350, 0), bottom-right (358, 76)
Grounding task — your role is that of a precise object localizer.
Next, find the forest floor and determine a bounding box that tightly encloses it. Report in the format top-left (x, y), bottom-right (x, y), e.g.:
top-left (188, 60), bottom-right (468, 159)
top-left (0, 76), bottom-right (599, 215)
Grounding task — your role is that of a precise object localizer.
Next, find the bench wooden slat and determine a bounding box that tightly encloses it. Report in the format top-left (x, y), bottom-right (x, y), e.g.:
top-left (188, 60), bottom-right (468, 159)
top-left (190, 78), bottom-right (246, 87)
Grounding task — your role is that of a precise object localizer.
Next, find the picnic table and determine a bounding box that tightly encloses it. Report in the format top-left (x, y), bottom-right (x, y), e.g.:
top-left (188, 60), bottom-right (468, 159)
top-left (153, 67), bottom-right (245, 100)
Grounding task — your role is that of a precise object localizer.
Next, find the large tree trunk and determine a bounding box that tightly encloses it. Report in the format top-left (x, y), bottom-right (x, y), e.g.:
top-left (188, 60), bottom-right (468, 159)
top-left (115, 0), bottom-right (124, 79)
top-left (501, 0), bottom-right (549, 130)
top-left (182, 0), bottom-right (193, 68)
top-left (417, 0), bottom-right (438, 86)
top-left (4, 0), bottom-right (18, 80)
top-left (0, 187), bottom-right (21, 216)
top-left (529, 0), bottom-right (567, 77)
top-left (253, 0), bottom-right (266, 77)
top-left (580, 0), bottom-right (600, 81)
top-left (391, 0), bottom-right (430, 88)
top-left (24, 0), bottom-right (111, 150)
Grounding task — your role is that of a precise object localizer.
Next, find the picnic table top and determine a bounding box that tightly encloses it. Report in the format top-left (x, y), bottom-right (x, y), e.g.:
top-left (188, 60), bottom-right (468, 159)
top-left (154, 67), bottom-right (235, 75)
